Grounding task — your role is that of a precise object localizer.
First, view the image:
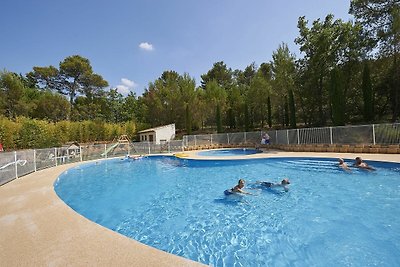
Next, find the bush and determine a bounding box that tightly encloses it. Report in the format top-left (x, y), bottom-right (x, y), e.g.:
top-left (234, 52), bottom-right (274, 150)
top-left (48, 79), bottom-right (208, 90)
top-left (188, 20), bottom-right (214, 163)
top-left (0, 117), bottom-right (137, 149)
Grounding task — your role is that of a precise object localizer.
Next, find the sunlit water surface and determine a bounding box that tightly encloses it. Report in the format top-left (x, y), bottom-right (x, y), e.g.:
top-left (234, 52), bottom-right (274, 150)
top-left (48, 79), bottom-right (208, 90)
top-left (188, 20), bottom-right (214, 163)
top-left (55, 156), bottom-right (400, 267)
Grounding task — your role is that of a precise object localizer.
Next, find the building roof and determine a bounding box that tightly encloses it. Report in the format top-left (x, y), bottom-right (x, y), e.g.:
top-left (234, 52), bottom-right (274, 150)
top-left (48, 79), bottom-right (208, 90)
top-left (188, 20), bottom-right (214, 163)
top-left (138, 123), bottom-right (175, 134)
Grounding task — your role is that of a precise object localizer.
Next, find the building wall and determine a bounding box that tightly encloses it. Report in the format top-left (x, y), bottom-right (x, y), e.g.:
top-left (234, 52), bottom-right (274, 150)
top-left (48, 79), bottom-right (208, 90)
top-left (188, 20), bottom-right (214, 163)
top-left (154, 124), bottom-right (175, 144)
top-left (139, 124), bottom-right (175, 144)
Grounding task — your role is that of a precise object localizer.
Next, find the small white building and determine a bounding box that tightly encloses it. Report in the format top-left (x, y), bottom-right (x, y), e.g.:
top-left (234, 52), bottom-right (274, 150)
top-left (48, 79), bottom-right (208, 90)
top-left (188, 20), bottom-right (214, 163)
top-left (138, 124), bottom-right (176, 144)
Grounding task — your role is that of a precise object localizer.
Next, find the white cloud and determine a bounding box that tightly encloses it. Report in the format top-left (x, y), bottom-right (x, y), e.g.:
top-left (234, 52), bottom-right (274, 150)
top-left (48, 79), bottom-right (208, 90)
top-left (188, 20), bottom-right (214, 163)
top-left (139, 42), bottom-right (154, 51)
top-left (116, 78), bottom-right (138, 95)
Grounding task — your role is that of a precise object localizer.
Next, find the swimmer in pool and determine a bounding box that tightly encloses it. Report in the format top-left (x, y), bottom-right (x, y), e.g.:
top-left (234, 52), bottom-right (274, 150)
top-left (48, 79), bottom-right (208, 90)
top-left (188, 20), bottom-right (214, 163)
top-left (224, 179), bottom-right (252, 195)
top-left (257, 178), bottom-right (291, 192)
top-left (354, 157), bottom-right (375, 171)
top-left (338, 158), bottom-right (351, 171)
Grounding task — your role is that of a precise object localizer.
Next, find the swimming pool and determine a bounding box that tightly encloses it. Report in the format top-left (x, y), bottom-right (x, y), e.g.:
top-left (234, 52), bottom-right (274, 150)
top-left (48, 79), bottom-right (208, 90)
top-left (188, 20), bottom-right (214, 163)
top-left (54, 156), bottom-right (400, 266)
top-left (196, 148), bottom-right (262, 156)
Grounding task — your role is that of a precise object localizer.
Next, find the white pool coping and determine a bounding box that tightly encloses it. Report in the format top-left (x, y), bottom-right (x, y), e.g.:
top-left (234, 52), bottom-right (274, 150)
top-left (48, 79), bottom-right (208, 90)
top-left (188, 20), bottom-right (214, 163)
top-left (1, 150), bottom-right (399, 266)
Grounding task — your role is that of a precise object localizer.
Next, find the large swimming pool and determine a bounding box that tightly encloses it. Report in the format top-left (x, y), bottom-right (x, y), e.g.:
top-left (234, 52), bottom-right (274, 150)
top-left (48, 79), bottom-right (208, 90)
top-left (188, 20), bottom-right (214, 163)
top-left (54, 156), bottom-right (400, 266)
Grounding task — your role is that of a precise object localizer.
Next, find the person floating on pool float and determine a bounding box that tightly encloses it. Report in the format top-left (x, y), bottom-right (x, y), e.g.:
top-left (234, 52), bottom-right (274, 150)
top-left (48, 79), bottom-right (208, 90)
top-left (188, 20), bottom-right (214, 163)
top-left (256, 178), bottom-right (291, 192)
top-left (126, 154), bottom-right (144, 160)
top-left (354, 157), bottom-right (375, 171)
top-left (224, 179), bottom-right (252, 195)
top-left (338, 158), bottom-right (351, 171)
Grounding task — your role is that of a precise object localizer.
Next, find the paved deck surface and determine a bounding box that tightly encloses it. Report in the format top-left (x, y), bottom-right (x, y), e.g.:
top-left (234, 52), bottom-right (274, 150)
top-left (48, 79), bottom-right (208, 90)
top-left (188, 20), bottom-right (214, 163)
top-left (1, 150), bottom-right (399, 266)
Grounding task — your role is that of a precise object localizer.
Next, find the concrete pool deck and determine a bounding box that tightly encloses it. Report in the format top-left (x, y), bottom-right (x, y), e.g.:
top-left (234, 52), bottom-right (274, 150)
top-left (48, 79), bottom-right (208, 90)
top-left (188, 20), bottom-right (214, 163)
top-left (1, 150), bottom-right (399, 266)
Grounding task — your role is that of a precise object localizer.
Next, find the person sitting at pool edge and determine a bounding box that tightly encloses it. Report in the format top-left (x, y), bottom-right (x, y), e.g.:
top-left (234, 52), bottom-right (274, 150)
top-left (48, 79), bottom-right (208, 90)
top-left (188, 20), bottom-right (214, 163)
top-left (354, 157), bottom-right (375, 171)
top-left (338, 158), bottom-right (351, 171)
top-left (224, 179), bottom-right (252, 195)
top-left (257, 178), bottom-right (291, 192)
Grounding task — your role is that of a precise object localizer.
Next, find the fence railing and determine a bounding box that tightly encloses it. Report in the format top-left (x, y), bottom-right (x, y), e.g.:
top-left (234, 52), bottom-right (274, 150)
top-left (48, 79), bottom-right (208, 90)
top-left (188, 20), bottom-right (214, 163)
top-left (0, 141), bottom-right (185, 186)
top-left (183, 123), bottom-right (400, 147)
top-left (1, 123), bottom-right (399, 186)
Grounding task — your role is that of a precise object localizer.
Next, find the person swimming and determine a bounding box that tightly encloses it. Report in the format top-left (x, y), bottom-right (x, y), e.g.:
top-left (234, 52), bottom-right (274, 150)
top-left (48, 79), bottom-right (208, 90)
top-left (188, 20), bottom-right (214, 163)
top-left (354, 157), bottom-right (375, 171)
top-left (338, 158), bottom-right (351, 171)
top-left (257, 178), bottom-right (291, 192)
top-left (224, 179), bottom-right (252, 195)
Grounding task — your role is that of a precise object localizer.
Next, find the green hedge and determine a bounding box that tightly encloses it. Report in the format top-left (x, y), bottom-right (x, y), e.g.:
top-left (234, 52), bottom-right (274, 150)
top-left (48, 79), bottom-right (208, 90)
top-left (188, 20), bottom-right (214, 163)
top-left (0, 117), bottom-right (136, 150)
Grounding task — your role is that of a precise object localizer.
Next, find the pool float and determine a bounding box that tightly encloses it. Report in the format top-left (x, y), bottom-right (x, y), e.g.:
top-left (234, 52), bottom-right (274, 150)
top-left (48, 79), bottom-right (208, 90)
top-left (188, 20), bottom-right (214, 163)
top-left (174, 153), bottom-right (189, 158)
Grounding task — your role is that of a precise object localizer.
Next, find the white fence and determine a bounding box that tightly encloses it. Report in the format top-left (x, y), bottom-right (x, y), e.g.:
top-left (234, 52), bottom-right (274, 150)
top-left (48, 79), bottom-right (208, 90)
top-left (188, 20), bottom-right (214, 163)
top-left (183, 123), bottom-right (400, 147)
top-left (1, 123), bottom-right (399, 186)
top-left (0, 141), bottom-right (184, 186)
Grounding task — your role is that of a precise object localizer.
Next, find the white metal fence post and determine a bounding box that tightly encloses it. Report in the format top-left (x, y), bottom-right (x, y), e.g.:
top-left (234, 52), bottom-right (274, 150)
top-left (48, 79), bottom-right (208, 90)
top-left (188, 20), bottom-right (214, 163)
top-left (14, 151), bottom-right (18, 179)
top-left (55, 148), bottom-right (58, 166)
top-left (372, 124), bottom-right (376, 145)
top-left (79, 146), bottom-right (83, 162)
top-left (286, 130), bottom-right (289, 145)
top-left (182, 140), bottom-right (184, 151)
top-left (244, 132), bottom-right (247, 143)
top-left (33, 149), bottom-right (37, 172)
top-left (148, 142), bottom-right (151, 154)
top-left (275, 130), bottom-right (278, 144)
top-left (297, 129), bottom-right (300, 145)
top-left (104, 144), bottom-right (107, 159)
top-left (330, 127), bottom-right (333, 145)
top-left (194, 135), bottom-right (197, 146)
top-left (227, 133), bottom-right (230, 144)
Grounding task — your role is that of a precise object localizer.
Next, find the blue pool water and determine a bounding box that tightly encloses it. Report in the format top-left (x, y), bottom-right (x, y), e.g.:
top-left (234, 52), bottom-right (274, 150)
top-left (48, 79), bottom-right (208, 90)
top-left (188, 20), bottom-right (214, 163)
top-left (197, 148), bottom-right (262, 156)
top-left (54, 157), bottom-right (400, 267)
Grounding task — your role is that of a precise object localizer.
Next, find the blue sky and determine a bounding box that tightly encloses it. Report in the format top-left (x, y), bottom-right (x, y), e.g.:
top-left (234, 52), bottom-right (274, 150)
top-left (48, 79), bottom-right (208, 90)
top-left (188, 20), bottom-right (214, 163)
top-left (1, 0), bottom-right (351, 96)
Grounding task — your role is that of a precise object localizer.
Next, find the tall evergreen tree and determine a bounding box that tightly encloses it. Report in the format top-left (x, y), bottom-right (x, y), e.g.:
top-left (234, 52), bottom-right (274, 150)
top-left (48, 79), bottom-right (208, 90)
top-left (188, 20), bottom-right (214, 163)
top-left (362, 63), bottom-right (374, 122)
top-left (267, 96), bottom-right (272, 128)
top-left (329, 68), bottom-right (346, 125)
top-left (288, 89), bottom-right (297, 128)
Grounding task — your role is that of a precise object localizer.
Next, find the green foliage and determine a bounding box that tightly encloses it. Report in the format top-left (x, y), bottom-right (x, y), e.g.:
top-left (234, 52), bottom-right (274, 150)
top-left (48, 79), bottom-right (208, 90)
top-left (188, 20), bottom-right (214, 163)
top-left (28, 55), bottom-right (108, 107)
top-left (0, 71), bottom-right (25, 119)
top-left (329, 69), bottom-right (346, 125)
top-left (362, 63), bottom-right (374, 122)
top-left (0, 116), bottom-right (20, 150)
top-left (271, 43), bottom-right (296, 127)
top-left (16, 117), bottom-right (57, 149)
top-left (288, 89), bottom-right (297, 128)
top-left (267, 96), bottom-right (272, 128)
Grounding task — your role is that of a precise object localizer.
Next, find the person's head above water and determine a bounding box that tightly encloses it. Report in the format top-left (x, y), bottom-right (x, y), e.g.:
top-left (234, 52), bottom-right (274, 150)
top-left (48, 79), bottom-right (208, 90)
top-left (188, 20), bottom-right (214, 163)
top-left (338, 158), bottom-right (344, 164)
top-left (281, 178), bottom-right (290, 185)
top-left (238, 179), bottom-right (245, 188)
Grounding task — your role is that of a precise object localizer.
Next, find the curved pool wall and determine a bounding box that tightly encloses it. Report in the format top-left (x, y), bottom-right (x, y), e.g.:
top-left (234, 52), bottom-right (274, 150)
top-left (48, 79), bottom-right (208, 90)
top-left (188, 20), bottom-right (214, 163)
top-left (54, 156), bottom-right (400, 267)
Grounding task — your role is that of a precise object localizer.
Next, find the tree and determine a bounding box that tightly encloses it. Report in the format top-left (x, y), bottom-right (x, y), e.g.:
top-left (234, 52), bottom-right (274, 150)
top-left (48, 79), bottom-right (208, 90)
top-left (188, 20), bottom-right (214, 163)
top-left (200, 61), bottom-right (233, 89)
top-left (0, 71), bottom-right (25, 119)
top-left (267, 96), bottom-right (272, 128)
top-left (205, 80), bottom-right (227, 132)
top-left (28, 55), bottom-right (109, 109)
top-left (288, 89), bottom-right (297, 128)
top-left (361, 63), bottom-right (374, 122)
top-left (33, 91), bottom-right (70, 122)
top-left (295, 15), bottom-right (364, 126)
top-left (178, 73), bottom-right (196, 134)
top-left (350, 0), bottom-right (400, 121)
top-left (271, 43), bottom-right (297, 127)
top-left (329, 68), bottom-right (346, 125)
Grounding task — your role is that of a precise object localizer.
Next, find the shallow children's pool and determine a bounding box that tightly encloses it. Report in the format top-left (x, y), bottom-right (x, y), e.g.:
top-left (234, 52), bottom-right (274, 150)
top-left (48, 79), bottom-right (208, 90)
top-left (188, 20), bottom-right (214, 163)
top-left (196, 148), bottom-right (262, 156)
